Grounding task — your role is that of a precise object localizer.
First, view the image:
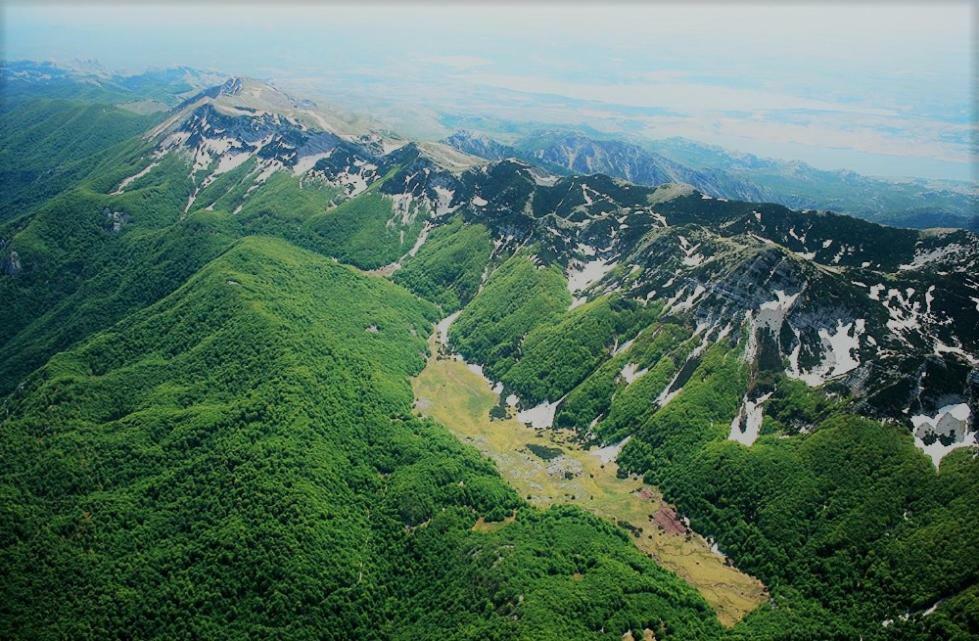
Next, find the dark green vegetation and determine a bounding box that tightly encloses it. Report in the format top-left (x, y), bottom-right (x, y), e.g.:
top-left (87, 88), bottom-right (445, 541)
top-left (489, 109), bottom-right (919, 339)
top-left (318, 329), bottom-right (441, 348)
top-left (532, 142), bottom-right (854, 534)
top-left (398, 199), bottom-right (977, 639)
top-left (556, 323), bottom-right (691, 437)
top-left (0, 99), bottom-right (161, 218)
top-left (394, 217), bottom-right (494, 312)
top-left (526, 443), bottom-right (564, 460)
top-left (0, 154), bottom-right (222, 395)
top-left (621, 396), bottom-right (979, 640)
top-left (450, 253), bottom-right (571, 381)
top-left (307, 188), bottom-right (424, 270)
top-left (0, 155), bottom-right (418, 395)
top-left (500, 296), bottom-right (658, 406)
top-left (439, 254), bottom-right (979, 639)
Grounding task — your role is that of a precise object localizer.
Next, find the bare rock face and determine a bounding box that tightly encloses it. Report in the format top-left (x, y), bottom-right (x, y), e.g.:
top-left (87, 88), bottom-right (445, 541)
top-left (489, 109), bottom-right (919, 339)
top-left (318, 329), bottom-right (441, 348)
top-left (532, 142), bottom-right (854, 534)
top-left (620, 629), bottom-right (657, 641)
top-left (2, 249), bottom-right (21, 276)
top-left (103, 207), bottom-right (131, 233)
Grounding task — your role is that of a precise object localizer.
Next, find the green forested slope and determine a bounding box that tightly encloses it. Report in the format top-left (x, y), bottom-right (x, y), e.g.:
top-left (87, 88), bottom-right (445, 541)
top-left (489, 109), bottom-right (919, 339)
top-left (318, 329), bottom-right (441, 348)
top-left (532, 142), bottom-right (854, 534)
top-left (449, 253), bottom-right (571, 381)
top-left (393, 217), bottom-right (494, 312)
top-left (0, 99), bottom-right (161, 219)
top-left (0, 152), bottom-right (417, 395)
top-left (0, 237), bottom-right (724, 640)
top-left (0, 153), bottom-right (205, 393)
top-left (409, 218), bottom-right (978, 639)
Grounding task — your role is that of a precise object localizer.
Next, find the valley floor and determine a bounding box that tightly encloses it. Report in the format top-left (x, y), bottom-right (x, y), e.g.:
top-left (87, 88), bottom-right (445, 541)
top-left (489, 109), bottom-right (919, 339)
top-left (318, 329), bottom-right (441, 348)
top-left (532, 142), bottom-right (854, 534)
top-left (412, 327), bottom-right (768, 627)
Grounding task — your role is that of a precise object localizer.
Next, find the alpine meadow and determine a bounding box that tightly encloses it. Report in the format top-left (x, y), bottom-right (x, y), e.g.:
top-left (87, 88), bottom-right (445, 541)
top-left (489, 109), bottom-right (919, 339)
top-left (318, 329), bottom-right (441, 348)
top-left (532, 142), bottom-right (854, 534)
top-left (1, 3), bottom-right (977, 641)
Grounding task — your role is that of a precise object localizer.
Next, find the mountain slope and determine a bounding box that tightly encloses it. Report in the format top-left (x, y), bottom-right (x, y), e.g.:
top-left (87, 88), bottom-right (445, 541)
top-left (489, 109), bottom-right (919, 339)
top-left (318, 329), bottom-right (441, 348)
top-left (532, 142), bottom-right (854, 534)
top-left (0, 98), bottom-right (162, 219)
top-left (0, 236), bottom-right (722, 640)
top-left (395, 170), bottom-right (978, 638)
top-left (1, 74), bottom-right (977, 641)
top-left (4, 77), bottom-right (974, 469)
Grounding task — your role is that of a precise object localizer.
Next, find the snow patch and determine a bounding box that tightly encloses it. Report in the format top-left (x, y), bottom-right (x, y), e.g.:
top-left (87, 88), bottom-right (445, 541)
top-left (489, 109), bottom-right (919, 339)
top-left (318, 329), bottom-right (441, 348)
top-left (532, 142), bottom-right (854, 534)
top-left (911, 403), bottom-right (976, 468)
top-left (620, 363), bottom-right (648, 384)
top-left (614, 338), bottom-right (635, 356)
top-left (112, 161), bottom-right (159, 194)
top-left (432, 186), bottom-right (456, 215)
top-left (728, 393), bottom-right (773, 446)
top-left (213, 151), bottom-right (251, 176)
top-left (656, 334), bottom-right (710, 408)
top-left (789, 319), bottom-right (864, 386)
top-left (407, 222), bottom-right (433, 258)
top-left (292, 151), bottom-right (331, 175)
top-left (925, 285), bottom-right (936, 315)
top-left (934, 339), bottom-right (979, 366)
top-left (589, 437), bottom-right (631, 464)
top-left (517, 398), bottom-right (563, 429)
top-left (436, 311), bottom-right (462, 346)
top-left (899, 243), bottom-right (968, 271)
top-left (567, 258), bottom-right (616, 294)
top-left (883, 288), bottom-right (923, 338)
top-left (677, 235), bottom-right (705, 267)
top-left (668, 284), bottom-right (706, 313)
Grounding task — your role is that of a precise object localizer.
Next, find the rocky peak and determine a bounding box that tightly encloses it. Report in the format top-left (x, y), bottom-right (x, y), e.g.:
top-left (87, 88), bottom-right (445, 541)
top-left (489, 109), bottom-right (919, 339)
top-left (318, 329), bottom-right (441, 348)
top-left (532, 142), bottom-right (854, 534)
top-left (219, 77), bottom-right (242, 97)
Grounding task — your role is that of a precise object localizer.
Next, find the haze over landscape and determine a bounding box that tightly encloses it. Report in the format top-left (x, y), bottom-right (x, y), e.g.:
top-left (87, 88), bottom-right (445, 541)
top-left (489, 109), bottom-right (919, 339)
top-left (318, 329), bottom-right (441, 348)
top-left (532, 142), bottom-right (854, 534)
top-left (5, 2), bottom-right (976, 180)
top-left (1, 3), bottom-right (978, 641)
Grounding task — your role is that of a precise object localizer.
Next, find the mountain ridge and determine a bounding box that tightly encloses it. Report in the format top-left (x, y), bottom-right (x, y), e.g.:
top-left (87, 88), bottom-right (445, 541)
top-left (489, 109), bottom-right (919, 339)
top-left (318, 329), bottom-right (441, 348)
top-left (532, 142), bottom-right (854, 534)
top-left (443, 129), bottom-right (978, 232)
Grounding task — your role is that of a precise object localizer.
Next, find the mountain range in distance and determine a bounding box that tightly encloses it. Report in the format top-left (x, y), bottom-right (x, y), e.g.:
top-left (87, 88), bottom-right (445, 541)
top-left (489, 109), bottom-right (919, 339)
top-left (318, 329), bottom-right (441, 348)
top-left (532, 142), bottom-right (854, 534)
top-left (443, 129), bottom-right (978, 232)
top-left (6, 59), bottom-right (976, 233)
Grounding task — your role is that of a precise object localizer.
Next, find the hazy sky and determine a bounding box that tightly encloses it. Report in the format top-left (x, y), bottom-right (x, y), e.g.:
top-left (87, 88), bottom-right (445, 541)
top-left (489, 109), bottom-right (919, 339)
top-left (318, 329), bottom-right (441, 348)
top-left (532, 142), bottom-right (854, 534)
top-left (3, 2), bottom-right (976, 181)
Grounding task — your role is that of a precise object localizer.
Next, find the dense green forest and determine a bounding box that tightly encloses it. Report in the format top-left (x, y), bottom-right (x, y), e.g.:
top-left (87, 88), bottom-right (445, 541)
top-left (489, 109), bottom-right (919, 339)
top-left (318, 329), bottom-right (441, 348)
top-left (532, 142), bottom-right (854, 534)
top-left (393, 217), bottom-right (494, 312)
top-left (0, 95), bottom-right (723, 640)
top-left (449, 253), bottom-right (571, 381)
top-left (0, 238), bottom-right (723, 640)
top-left (0, 99), bottom-right (162, 219)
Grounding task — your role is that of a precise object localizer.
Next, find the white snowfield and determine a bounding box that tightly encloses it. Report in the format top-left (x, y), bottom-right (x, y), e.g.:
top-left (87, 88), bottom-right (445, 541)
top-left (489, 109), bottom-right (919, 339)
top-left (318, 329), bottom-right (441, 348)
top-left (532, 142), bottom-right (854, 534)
top-left (589, 437), bottom-right (631, 464)
top-left (566, 257), bottom-right (616, 295)
top-left (743, 289), bottom-right (799, 364)
top-left (899, 242), bottom-right (970, 271)
top-left (788, 319), bottom-right (864, 387)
